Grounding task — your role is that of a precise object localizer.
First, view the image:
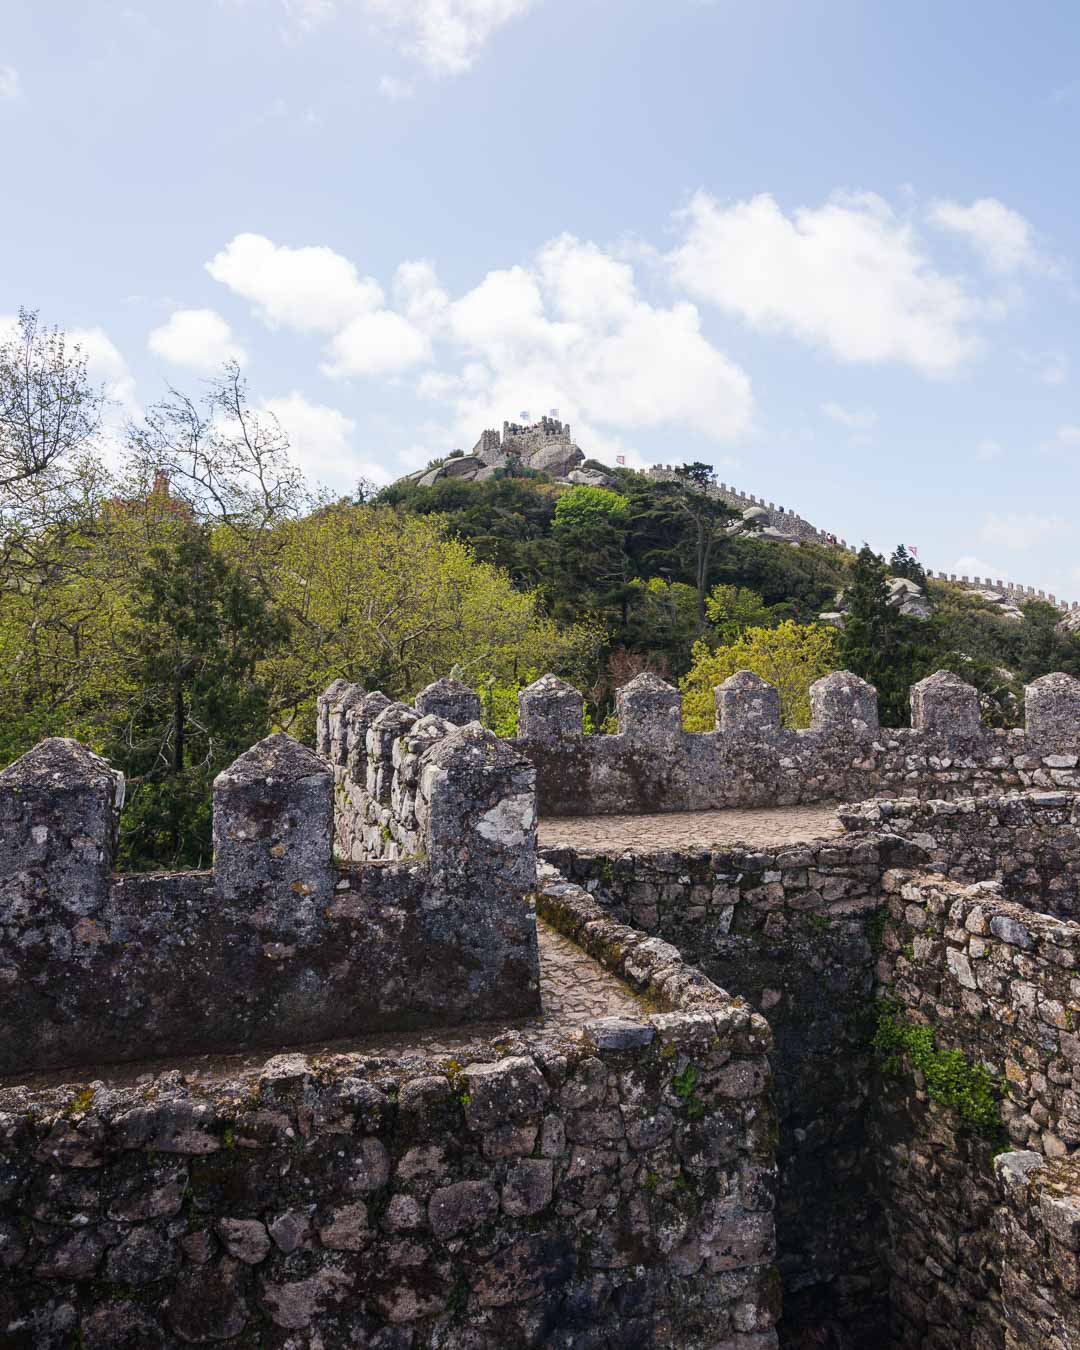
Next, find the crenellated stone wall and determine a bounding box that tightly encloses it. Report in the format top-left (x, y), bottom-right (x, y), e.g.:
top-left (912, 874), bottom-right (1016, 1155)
top-left (542, 790), bottom-right (1080, 1345)
top-left (840, 790), bottom-right (1080, 920)
top-left (872, 866), bottom-right (1080, 1346)
top-left (0, 876), bottom-right (780, 1350)
top-left (542, 826), bottom-right (921, 1342)
top-left (514, 668), bottom-right (1080, 817)
top-left (0, 714), bottom-right (540, 1076)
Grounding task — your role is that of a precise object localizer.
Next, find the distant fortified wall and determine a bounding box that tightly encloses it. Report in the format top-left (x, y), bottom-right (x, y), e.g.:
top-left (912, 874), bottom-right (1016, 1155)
top-left (647, 464), bottom-right (1079, 613)
top-left (647, 463), bottom-right (853, 549)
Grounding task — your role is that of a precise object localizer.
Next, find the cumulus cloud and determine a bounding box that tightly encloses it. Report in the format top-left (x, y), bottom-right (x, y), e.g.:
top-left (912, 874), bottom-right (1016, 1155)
top-left (670, 190), bottom-right (987, 376)
top-left (821, 402), bottom-right (877, 431)
top-left (1053, 425), bottom-right (1080, 448)
top-left (262, 390), bottom-right (391, 490)
top-left (274, 0), bottom-right (535, 75)
top-left (365, 0), bottom-right (537, 75)
top-left (428, 233), bottom-right (753, 445)
top-left (0, 66), bottom-right (20, 100)
top-left (207, 233), bottom-right (384, 332)
top-left (148, 308), bottom-right (247, 373)
top-left (981, 512), bottom-right (1066, 552)
top-left (322, 309), bottom-right (431, 376)
top-left (206, 228), bottom-right (753, 449)
top-left (69, 327), bottom-right (141, 423)
top-left (929, 197), bottom-right (1042, 274)
top-left (975, 438), bottom-right (1003, 462)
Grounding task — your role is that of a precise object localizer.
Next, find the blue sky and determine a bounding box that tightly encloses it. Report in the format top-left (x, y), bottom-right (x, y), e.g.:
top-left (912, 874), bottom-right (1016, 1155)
top-left (3, 0), bottom-right (1079, 599)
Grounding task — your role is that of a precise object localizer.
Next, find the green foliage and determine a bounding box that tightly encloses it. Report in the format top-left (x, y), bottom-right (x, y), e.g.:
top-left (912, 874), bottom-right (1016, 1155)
top-left (680, 620), bottom-right (838, 730)
top-left (553, 485), bottom-right (629, 530)
top-left (114, 521), bottom-right (286, 870)
top-left (705, 584), bottom-right (775, 643)
top-left (889, 544), bottom-right (927, 585)
top-left (672, 1062), bottom-right (706, 1119)
top-left (837, 545), bottom-right (934, 725)
top-left (873, 1000), bottom-right (1002, 1136)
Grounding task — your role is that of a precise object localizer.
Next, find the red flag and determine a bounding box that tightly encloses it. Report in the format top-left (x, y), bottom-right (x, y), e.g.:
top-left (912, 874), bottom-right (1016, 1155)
top-left (616, 455), bottom-right (626, 465)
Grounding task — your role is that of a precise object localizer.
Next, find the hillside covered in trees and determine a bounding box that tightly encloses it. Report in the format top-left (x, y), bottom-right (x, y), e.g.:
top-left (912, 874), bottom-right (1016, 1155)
top-left (3, 312), bottom-right (1078, 871)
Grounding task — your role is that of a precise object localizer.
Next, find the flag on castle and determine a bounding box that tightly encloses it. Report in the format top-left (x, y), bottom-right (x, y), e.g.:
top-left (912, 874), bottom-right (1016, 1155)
top-left (616, 455), bottom-right (626, 465)
top-left (519, 410), bottom-right (530, 422)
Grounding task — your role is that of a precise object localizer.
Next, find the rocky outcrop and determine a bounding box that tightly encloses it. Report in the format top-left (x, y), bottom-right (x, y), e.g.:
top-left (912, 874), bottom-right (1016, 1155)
top-left (404, 418), bottom-right (586, 488)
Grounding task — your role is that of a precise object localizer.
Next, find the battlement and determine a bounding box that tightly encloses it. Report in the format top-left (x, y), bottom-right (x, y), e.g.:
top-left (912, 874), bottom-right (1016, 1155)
top-left (0, 695), bottom-right (540, 1076)
top-left (927, 568), bottom-right (1080, 612)
top-left (514, 667), bottom-right (1080, 815)
top-left (646, 463), bottom-right (852, 548)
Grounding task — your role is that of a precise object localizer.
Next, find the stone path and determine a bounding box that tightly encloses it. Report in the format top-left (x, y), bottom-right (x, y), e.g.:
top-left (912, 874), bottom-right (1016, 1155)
top-left (539, 802), bottom-right (843, 853)
top-left (2, 919), bottom-right (643, 1098)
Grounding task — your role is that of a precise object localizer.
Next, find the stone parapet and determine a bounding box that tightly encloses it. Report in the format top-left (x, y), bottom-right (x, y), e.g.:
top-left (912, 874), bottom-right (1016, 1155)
top-left (0, 892), bottom-right (780, 1348)
top-left (513, 667), bottom-right (1080, 816)
top-left (0, 697), bottom-right (544, 1073)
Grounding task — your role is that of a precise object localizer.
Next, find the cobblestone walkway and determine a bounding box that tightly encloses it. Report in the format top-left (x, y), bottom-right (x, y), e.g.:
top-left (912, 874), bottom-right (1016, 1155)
top-left (539, 802), bottom-right (843, 853)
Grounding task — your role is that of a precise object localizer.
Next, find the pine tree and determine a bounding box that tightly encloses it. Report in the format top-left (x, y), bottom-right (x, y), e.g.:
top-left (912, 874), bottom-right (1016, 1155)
top-left (838, 545), bottom-right (932, 724)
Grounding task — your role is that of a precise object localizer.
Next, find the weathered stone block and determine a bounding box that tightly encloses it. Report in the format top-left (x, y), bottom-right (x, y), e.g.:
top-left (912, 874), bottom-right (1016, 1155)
top-left (518, 673), bottom-right (584, 741)
top-left (213, 733), bottom-right (333, 915)
top-left (315, 677), bottom-right (348, 757)
top-left (328, 682), bottom-right (364, 766)
top-left (1026, 674), bottom-right (1080, 753)
top-left (365, 702), bottom-right (419, 803)
top-left (617, 672), bottom-right (682, 743)
top-left (910, 670), bottom-right (981, 738)
top-left (344, 690), bottom-right (391, 781)
top-left (415, 676), bottom-right (481, 726)
top-left (417, 724), bottom-right (537, 894)
top-left (0, 738), bottom-right (123, 922)
top-left (809, 671), bottom-right (879, 736)
top-left (716, 671), bottom-right (782, 739)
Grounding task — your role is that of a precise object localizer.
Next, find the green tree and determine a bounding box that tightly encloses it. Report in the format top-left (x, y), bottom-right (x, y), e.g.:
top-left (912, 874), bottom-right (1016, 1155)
top-left (837, 545), bottom-right (933, 725)
top-left (888, 544), bottom-right (927, 586)
top-left (706, 584), bottom-right (774, 644)
top-left (114, 521), bottom-right (287, 869)
top-left (680, 620), bottom-right (838, 730)
top-left (552, 484), bottom-right (629, 530)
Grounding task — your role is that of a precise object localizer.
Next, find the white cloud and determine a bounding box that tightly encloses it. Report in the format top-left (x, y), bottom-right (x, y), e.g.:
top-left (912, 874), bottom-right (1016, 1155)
top-left (821, 401), bottom-right (877, 431)
top-left (394, 259), bottom-right (449, 325)
top-left (263, 391), bottom-right (391, 490)
top-left (952, 555), bottom-right (1010, 582)
top-left (148, 308), bottom-right (247, 373)
top-left (69, 327), bottom-right (140, 423)
top-left (322, 308), bottom-right (431, 376)
top-left (1053, 425), bottom-right (1080, 448)
top-left (378, 74), bottom-right (414, 99)
top-left (0, 66), bottom-right (20, 100)
top-left (205, 228), bottom-right (753, 457)
top-left (929, 197), bottom-right (1042, 275)
top-left (430, 234), bottom-right (753, 445)
top-left (975, 438), bottom-right (1003, 462)
top-left (670, 190), bottom-right (986, 376)
top-left (206, 233), bottom-right (383, 332)
top-left (981, 512), bottom-right (1066, 552)
top-left (365, 0), bottom-right (536, 75)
